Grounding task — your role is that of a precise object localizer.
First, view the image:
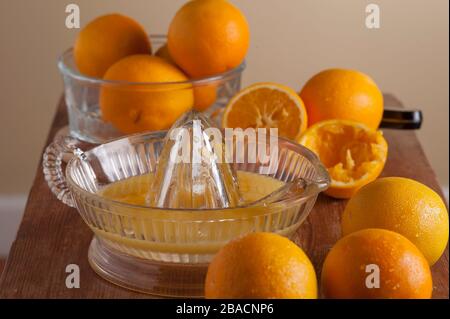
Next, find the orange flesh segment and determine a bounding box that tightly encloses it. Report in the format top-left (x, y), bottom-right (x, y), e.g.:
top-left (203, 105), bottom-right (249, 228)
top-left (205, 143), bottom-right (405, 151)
top-left (223, 85), bottom-right (306, 140)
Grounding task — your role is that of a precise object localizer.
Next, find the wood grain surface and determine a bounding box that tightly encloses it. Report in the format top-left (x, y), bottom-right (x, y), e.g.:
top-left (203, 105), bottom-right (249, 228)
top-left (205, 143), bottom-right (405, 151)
top-left (0, 259), bottom-right (5, 277)
top-left (0, 94), bottom-right (448, 299)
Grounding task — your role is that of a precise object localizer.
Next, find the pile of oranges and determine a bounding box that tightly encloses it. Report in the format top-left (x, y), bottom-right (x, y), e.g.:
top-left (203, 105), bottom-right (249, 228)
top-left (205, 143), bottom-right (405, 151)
top-left (222, 70), bottom-right (387, 199)
top-left (205, 177), bottom-right (447, 299)
top-left (73, 0), bottom-right (249, 134)
top-left (71, 0), bottom-right (448, 299)
top-left (213, 60), bottom-right (448, 298)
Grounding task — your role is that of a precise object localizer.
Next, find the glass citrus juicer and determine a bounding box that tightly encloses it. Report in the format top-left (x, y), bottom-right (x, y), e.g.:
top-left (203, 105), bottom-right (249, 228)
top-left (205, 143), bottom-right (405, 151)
top-left (43, 109), bottom-right (329, 298)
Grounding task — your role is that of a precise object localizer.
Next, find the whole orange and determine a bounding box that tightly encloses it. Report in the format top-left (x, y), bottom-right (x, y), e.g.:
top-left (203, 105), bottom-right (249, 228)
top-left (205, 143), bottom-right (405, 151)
top-left (100, 55), bottom-right (193, 134)
top-left (168, 0), bottom-right (249, 77)
top-left (300, 69), bottom-right (383, 130)
top-left (192, 85), bottom-right (218, 111)
top-left (342, 177), bottom-right (449, 265)
top-left (321, 229), bottom-right (432, 299)
top-left (74, 14), bottom-right (151, 78)
top-left (154, 44), bottom-right (175, 64)
top-left (205, 232), bottom-right (317, 299)
top-left (155, 44), bottom-right (217, 111)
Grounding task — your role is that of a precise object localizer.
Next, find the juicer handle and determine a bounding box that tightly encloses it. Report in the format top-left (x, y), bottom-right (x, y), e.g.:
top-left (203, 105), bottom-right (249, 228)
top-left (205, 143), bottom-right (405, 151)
top-left (42, 135), bottom-right (84, 208)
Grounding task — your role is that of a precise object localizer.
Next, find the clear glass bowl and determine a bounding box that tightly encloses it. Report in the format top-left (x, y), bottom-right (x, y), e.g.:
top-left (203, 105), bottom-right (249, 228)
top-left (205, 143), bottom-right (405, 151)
top-left (43, 131), bottom-right (329, 297)
top-left (58, 35), bottom-right (245, 144)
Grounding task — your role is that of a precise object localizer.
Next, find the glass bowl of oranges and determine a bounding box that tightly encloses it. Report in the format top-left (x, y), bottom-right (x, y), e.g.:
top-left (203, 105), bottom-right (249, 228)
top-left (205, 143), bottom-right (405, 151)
top-left (58, 34), bottom-right (246, 144)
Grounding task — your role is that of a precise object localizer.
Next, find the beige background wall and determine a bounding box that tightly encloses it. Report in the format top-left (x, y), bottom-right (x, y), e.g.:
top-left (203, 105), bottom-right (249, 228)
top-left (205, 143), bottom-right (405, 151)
top-left (0, 1), bottom-right (448, 253)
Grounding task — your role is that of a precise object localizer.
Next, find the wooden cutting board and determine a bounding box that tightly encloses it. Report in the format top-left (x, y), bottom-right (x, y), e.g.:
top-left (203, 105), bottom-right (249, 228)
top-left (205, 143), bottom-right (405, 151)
top-left (0, 94), bottom-right (448, 298)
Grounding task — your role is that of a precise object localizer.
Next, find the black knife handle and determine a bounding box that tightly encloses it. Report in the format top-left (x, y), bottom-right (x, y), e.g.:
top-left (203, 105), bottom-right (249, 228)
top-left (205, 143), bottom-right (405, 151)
top-left (380, 108), bottom-right (423, 130)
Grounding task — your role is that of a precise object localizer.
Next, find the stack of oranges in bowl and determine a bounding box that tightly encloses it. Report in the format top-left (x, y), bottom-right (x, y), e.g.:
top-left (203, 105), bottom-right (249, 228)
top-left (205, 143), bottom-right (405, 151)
top-left (72, 0), bottom-right (250, 134)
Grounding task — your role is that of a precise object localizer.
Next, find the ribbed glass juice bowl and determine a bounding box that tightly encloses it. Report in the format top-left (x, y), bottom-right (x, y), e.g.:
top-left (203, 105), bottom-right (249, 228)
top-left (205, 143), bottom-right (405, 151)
top-left (58, 35), bottom-right (245, 144)
top-left (43, 131), bottom-right (329, 297)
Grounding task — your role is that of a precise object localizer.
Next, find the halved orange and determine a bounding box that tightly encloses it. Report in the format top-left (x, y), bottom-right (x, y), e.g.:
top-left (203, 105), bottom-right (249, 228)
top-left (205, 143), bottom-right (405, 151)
top-left (222, 82), bottom-right (308, 140)
top-left (299, 120), bottom-right (388, 199)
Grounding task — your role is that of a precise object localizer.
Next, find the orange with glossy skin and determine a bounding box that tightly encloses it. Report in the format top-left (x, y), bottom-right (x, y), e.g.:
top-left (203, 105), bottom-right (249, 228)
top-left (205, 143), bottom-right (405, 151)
top-left (321, 229), bottom-right (433, 299)
top-left (299, 120), bottom-right (388, 199)
top-left (155, 44), bottom-right (217, 111)
top-left (100, 55), bottom-right (193, 134)
top-left (205, 232), bottom-right (317, 299)
top-left (168, 0), bottom-right (249, 77)
top-left (342, 177), bottom-right (449, 265)
top-left (74, 14), bottom-right (151, 78)
top-left (300, 69), bottom-right (383, 130)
